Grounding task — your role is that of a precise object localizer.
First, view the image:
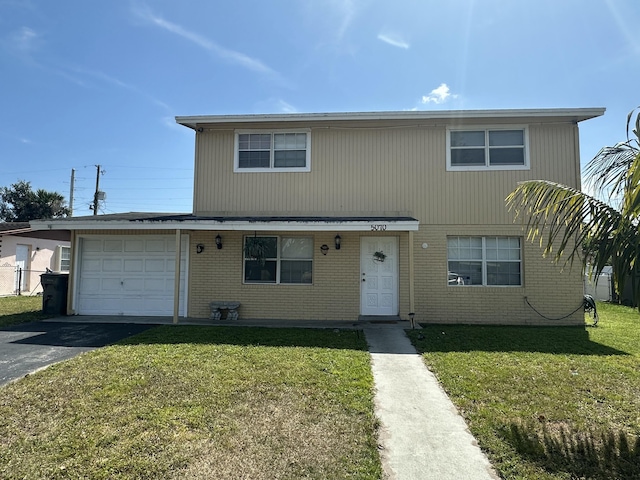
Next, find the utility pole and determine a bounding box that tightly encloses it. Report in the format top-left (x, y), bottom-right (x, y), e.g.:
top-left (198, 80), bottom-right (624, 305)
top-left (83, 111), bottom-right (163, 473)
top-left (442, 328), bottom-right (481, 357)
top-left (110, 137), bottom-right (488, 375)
top-left (69, 168), bottom-right (75, 217)
top-left (92, 164), bottom-right (101, 216)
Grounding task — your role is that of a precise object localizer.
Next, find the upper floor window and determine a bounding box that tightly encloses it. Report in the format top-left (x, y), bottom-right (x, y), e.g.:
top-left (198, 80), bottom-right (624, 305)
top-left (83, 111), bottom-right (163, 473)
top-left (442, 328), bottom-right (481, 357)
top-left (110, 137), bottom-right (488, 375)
top-left (447, 128), bottom-right (529, 171)
top-left (235, 130), bottom-right (311, 172)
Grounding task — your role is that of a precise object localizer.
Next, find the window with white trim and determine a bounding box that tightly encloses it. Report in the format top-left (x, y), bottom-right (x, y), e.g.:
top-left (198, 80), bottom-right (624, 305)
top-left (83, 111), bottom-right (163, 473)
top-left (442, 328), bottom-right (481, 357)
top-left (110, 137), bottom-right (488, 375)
top-left (447, 236), bottom-right (521, 286)
top-left (54, 245), bottom-right (70, 272)
top-left (60, 246), bottom-right (71, 272)
top-left (244, 236), bottom-right (313, 284)
top-left (235, 130), bottom-right (311, 172)
top-left (447, 128), bottom-right (528, 170)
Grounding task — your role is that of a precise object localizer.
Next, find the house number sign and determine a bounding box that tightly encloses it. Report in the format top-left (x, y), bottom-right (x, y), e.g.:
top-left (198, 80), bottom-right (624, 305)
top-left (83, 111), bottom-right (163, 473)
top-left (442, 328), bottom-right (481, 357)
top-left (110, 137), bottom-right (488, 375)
top-left (370, 224), bottom-right (387, 231)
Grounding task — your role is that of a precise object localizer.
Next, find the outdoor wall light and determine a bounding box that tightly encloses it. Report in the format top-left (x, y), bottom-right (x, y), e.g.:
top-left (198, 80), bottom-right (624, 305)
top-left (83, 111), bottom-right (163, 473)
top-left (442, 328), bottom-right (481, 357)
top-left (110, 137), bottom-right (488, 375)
top-left (335, 234), bottom-right (341, 250)
top-left (196, 244), bottom-right (205, 254)
top-left (215, 234), bottom-right (223, 249)
top-left (320, 244), bottom-right (329, 255)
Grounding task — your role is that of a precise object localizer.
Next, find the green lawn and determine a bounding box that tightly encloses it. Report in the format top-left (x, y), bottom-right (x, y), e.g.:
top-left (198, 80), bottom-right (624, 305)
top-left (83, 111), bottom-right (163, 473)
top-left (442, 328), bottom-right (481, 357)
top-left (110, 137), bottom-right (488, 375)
top-left (6, 296), bottom-right (639, 479)
top-left (0, 326), bottom-right (381, 480)
top-left (407, 302), bottom-right (640, 480)
top-left (0, 295), bottom-right (54, 327)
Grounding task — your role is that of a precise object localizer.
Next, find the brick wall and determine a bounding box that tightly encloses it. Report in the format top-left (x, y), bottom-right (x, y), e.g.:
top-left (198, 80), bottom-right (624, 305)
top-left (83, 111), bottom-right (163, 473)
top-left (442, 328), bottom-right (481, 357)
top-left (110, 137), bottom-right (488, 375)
top-left (74, 228), bottom-right (584, 325)
top-left (411, 225), bottom-right (584, 326)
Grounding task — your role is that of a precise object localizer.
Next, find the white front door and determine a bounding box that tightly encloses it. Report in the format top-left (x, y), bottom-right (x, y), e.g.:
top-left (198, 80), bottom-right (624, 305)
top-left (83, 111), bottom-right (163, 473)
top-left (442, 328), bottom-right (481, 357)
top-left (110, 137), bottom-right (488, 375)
top-left (15, 244), bottom-right (29, 293)
top-left (360, 237), bottom-right (398, 316)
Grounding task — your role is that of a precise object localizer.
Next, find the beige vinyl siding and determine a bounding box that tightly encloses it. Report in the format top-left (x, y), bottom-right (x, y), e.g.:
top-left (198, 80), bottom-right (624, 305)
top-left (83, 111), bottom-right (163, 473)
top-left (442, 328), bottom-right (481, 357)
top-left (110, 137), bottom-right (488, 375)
top-left (193, 123), bottom-right (579, 226)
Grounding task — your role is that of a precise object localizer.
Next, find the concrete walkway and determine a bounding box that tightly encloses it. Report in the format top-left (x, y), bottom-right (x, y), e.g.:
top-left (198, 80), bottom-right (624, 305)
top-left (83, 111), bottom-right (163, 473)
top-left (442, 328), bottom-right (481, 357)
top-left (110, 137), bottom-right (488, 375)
top-left (364, 325), bottom-right (498, 480)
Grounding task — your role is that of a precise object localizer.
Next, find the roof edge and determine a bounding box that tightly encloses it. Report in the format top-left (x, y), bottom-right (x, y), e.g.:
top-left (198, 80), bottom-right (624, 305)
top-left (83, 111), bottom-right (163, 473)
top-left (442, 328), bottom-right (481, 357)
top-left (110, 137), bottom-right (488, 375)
top-left (30, 214), bottom-right (420, 232)
top-left (176, 107), bottom-right (606, 129)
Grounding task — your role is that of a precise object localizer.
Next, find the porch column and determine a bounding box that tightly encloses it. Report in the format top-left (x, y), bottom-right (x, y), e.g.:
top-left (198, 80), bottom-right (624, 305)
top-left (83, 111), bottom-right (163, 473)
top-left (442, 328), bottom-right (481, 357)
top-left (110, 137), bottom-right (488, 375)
top-left (173, 229), bottom-right (181, 324)
top-left (409, 230), bottom-right (415, 315)
top-left (67, 230), bottom-right (77, 315)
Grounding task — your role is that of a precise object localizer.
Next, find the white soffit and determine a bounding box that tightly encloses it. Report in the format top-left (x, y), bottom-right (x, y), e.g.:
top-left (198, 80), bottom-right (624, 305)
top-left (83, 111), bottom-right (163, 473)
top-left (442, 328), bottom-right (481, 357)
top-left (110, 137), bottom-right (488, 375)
top-left (176, 107), bottom-right (606, 129)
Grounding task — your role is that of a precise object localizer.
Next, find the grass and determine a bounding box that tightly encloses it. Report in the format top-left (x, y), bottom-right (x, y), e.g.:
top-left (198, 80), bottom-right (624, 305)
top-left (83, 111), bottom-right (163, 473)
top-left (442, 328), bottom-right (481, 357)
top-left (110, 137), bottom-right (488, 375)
top-left (407, 302), bottom-right (640, 480)
top-left (0, 295), bottom-right (54, 327)
top-left (0, 325), bottom-right (381, 480)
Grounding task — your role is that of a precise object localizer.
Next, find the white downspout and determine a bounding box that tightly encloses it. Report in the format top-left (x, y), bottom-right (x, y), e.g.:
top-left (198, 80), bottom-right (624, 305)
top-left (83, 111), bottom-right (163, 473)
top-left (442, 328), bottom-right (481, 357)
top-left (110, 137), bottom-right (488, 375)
top-left (409, 230), bottom-right (415, 320)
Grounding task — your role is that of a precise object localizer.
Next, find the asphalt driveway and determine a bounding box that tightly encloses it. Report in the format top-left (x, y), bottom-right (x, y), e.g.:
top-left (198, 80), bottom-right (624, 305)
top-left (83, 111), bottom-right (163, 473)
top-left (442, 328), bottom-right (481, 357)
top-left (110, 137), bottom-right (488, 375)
top-left (0, 321), bottom-right (154, 386)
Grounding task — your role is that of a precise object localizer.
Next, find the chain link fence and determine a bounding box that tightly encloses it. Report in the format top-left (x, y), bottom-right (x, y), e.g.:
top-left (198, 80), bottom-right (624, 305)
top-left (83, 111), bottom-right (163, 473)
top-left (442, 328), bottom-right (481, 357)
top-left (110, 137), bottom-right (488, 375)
top-left (0, 265), bottom-right (47, 297)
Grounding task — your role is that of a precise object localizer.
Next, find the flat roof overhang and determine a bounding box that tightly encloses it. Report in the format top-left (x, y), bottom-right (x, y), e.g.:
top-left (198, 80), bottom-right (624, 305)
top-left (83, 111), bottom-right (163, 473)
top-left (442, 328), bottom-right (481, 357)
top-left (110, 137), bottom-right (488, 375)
top-left (176, 107), bottom-right (606, 130)
top-left (30, 214), bottom-right (420, 232)
top-left (0, 227), bottom-right (70, 241)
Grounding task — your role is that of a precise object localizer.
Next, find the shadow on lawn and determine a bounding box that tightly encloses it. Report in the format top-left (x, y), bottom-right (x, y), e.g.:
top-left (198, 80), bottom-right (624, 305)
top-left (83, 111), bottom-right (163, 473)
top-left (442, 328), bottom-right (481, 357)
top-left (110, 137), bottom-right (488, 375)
top-left (408, 325), bottom-right (627, 356)
top-left (118, 325), bottom-right (369, 351)
top-left (501, 421), bottom-right (640, 479)
top-left (0, 311), bottom-right (54, 329)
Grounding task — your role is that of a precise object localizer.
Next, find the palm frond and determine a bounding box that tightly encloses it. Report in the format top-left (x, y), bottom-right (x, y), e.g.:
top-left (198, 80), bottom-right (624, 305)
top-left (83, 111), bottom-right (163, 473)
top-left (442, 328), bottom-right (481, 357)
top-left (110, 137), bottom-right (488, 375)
top-left (508, 107), bottom-right (640, 308)
top-left (506, 180), bottom-right (622, 273)
top-left (627, 105), bottom-right (640, 147)
top-left (584, 142), bottom-right (638, 200)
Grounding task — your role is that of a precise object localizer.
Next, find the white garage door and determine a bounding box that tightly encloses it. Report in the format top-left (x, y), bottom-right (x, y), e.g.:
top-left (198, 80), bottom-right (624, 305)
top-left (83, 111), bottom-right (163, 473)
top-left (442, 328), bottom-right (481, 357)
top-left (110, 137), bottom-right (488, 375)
top-left (76, 235), bottom-right (188, 316)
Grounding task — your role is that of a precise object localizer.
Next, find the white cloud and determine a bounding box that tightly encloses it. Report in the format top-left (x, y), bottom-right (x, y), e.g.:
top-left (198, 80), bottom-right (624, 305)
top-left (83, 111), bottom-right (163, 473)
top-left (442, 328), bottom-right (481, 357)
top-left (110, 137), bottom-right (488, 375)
top-left (276, 100), bottom-right (298, 114)
top-left (605, 0), bottom-right (640, 55)
top-left (132, 3), bottom-right (279, 77)
top-left (161, 115), bottom-right (186, 131)
top-left (303, 0), bottom-right (359, 50)
top-left (3, 26), bottom-right (92, 86)
top-left (4, 26), bottom-right (40, 57)
top-left (334, 0), bottom-right (357, 41)
top-left (71, 67), bottom-right (172, 111)
top-left (12, 26), bottom-right (38, 52)
top-left (254, 98), bottom-right (299, 114)
top-left (421, 83), bottom-right (457, 104)
top-left (377, 33), bottom-right (409, 49)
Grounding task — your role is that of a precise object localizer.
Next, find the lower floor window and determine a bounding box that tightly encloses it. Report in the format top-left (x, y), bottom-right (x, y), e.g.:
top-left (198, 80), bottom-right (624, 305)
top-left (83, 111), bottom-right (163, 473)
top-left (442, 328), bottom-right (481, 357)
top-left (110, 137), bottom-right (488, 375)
top-left (447, 236), bottom-right (521, 286)
top-left (244, 236), bottom-right (313, 284)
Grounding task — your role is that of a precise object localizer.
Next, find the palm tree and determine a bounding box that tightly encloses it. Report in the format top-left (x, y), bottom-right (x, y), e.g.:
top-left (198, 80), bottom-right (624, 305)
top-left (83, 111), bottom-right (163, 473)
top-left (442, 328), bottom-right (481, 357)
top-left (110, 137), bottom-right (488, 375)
top-left (506, 107), bottom-right (640, 308)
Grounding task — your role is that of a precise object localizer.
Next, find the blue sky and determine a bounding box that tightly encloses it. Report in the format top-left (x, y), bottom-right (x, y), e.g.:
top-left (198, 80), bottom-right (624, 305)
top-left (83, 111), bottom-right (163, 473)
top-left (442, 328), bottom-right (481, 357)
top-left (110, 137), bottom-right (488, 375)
top-left (1, 0), bottom-right (639, 215)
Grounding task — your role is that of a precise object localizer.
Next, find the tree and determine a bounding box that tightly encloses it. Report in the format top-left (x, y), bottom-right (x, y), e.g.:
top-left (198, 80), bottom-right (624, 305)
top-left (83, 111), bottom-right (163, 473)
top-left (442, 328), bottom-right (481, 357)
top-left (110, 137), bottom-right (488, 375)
top-left (0, 180), bottom-right (70, 222)
top-left (506, 107), bottom-right (640, 307)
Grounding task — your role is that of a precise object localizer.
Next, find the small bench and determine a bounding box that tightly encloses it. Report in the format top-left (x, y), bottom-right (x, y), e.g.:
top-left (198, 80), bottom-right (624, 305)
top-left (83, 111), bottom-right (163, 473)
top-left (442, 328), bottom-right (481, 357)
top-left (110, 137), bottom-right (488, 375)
top-left (210, 301), bottom-right (240, 321)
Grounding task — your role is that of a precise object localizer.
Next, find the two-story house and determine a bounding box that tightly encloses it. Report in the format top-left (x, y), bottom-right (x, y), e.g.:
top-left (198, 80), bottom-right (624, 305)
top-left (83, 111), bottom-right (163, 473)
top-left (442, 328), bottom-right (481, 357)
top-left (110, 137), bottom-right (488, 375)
top-left (31, 108), bottom-right (604, 324)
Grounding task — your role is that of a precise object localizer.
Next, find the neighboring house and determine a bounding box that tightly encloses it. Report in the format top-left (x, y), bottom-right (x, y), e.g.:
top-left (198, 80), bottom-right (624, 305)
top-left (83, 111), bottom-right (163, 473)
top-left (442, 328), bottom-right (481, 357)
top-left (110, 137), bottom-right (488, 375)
top-left (31, 108), bottom-right (605, 324)
top-left (0, 222), bottom-right (70, 296)
top-left (584, 266), bottom-right (613, 302)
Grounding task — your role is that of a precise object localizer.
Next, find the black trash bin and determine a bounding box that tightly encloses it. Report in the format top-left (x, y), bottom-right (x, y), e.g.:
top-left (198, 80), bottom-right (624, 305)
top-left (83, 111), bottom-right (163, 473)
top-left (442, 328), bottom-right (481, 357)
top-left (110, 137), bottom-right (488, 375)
top-left (40, 272), bottom-right (69, 315)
